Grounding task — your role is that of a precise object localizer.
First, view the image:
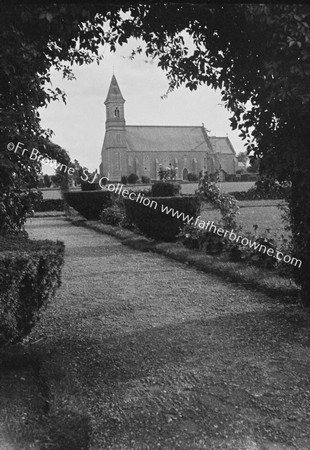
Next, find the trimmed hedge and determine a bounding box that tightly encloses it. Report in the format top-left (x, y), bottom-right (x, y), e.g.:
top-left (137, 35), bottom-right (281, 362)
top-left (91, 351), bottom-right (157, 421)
top-left (63, 191), bottom-right (113, 220)
top-left (187, 173), bottom-right (199, 182)
top-left (35, 199), bottom-right (64, 212)
top-left (124, 195), bottom-right (200, 241)
top-left (80, 180), bottom-right (101, 191)
top-left (0, 235), bottom-right (65, 346)
top-left (230, 178), bottom-right (291, 201)
top-left (151, 181), bottom-right (181, 197)
top-left (128, 173), bottom-right (139, 184)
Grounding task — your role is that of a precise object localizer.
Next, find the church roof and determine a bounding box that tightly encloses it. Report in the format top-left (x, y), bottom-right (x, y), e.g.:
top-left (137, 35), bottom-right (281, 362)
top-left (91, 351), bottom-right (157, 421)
top-left (217, 154), bottom-right (238, 174)
top-left (125, 126), bottom-right (213, 153)
top-left (105, 75), bottom-right (125, 103)
top-left (209, 137), bottom-right (236, 155)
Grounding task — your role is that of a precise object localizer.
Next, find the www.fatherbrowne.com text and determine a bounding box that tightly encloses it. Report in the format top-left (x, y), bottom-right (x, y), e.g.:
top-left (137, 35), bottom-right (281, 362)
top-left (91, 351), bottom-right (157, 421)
top-left (7, 141), bottom-right (301, 268)
top-left (106, 183), bottom-right (302, 268)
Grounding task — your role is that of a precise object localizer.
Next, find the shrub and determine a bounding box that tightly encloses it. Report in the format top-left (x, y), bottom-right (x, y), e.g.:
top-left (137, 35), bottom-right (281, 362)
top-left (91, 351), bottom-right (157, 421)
top-left (80, 180), bottom-right (101, 191)
top-left (196, 173), bottom-right (239, 229)
top-left (124, 195), bottom-right (200, 241)
top-left (178, 224), bottom-right (231, 255)
top-left (178, 221), bottom-right (284, 271)
top-left (151, 181), bottom-right (181, 197)
top-left (0, 190), bottom-right (42, 234)
top-left (158, 166), bottom-right (177, 181)
top-left (121, 175), bottom-right (128, 184)
top-left (0, 235), bottom-right (65, 346)
top-left (127, 173), bottom-right (139, 184)
top-left (63, 191), bottom-right (112, 220)
top-left (141, 175), bottom-right (151, 184)
top-left (35, 199), bottom-right (64, 212)
top-left (187, 173), bottom-right (199, 182)
top-left (100, 205), bottom-right (125, 226)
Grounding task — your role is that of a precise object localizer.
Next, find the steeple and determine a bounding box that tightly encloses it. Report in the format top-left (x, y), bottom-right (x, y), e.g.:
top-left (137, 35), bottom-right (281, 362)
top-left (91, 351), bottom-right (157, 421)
top-left (104, 75), bottom-right (126, 130)
top-left (105, 75), bottom-right (125, 104)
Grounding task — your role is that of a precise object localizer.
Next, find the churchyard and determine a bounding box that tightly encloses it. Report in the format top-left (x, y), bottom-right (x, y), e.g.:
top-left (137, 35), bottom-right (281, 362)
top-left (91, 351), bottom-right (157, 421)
top-left (40, 181), bottom-right (287, 243)
top-left (2, 4), bottom-right (310, 449)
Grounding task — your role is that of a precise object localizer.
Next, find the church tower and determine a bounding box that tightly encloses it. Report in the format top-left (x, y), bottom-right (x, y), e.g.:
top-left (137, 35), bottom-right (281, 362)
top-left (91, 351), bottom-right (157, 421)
top-left (100, 75), bottom-right (127, 180)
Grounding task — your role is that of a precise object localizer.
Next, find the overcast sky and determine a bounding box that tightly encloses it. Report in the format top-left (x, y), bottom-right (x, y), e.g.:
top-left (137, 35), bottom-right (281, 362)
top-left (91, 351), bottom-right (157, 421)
top-left (39, 39), bottom-right (247, 174)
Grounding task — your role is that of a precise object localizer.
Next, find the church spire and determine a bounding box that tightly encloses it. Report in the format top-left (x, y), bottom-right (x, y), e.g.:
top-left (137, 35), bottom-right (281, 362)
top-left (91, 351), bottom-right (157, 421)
top-left (105, 75), bottom-right (125, 104)
top-left (104, 75), bottom-right (126, 130)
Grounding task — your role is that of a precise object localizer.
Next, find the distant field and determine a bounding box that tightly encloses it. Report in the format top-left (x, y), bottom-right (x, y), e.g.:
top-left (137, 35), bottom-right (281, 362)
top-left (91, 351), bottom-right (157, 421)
top-left (180, 181), bottom-right (255, 195)
top-left (200, 203), bottom-right (289, 242)
top-left (41, 189), bottom-right (62, 200)
top-left (41, 181), bottom-right (255, 200)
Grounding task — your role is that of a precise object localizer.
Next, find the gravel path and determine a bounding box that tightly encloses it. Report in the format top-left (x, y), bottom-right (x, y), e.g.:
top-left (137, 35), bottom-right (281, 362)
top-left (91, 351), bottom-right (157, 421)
top-left (26, 217), bottom-right (310, 450)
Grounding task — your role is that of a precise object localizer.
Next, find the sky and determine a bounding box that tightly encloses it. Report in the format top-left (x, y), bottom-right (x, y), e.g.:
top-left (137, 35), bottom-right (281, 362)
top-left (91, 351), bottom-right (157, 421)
top-left (39, 38), bottom-right (247, 175)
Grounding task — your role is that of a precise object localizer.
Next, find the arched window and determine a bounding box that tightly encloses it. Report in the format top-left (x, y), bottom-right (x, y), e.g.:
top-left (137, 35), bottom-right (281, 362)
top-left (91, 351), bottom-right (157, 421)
top-left (143, 155), bottom-right (150, 174)
top-left (114, 107), bottom-right (120, 118)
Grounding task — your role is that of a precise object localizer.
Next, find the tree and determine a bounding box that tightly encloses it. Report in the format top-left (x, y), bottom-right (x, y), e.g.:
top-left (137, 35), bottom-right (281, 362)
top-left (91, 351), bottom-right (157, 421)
top-left (237, 152), bottom-right (249, 165)
top-left (1, 4), bottom-right (310, 304)
top-left (247, 158), bottom-right (260, 173)
top-left (70, 159), bottom-right (90, 186)
top-left (43, 174), bottom-right (51, 188)
top-left (0, 5), bottom-right (108, 233)
top-left (103, 4), bottom-right (310, 304)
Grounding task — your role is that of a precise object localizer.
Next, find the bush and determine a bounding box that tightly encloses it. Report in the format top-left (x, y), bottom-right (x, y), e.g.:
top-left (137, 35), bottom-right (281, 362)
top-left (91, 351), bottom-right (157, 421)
top-left (0, 190), bottom-right (42, 234)
top-left (124, 195), bottom-right (200, 241)
top-left (151, 181), bottom-right (181, 197)
top-left (121, 175), bottom-right (128, 184)
top-left (187, 173), bottom-right (199, 182)
top-left (80, 180), bottom-right (101, 191)
top-left (178, 222), bottom-right (283, 270)
top-left (178, 224), bottom-right (231, 254)
top-left (64, 191), bottom-right (112, 220)
top-left (0, 235), bottom-right (65, 346)
top-left (141, 175), bottom-right (151, 184)
top-left (127, 173), bottom-right (139, 184)
top-left (35, 199), bottom-right (64, 212)
top-left (100, 205), bottom-right (125, 226)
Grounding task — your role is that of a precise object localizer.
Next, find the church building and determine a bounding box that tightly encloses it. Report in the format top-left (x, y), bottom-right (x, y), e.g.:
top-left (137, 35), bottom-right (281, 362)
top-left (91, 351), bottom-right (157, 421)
top-left (100, 75), bottom-right (238, 181)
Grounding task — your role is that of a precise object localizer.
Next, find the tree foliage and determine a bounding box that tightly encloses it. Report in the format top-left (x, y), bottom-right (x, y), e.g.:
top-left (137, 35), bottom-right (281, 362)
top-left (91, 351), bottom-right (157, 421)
top-left (1, 4), bottom-right (310, 303)
top-left (104, 3), bottom-right (310, 304)
top-left (0, 4), bottom-right (108, 233)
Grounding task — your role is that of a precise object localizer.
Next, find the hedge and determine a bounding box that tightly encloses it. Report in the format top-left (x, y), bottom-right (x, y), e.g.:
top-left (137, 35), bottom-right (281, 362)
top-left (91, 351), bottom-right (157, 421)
top-left (151, 181), bottom-right (181, 197)
top-left (80, 180), bottom-right (101, 191)
top-left (35, 199), bottom-right (64, 212)
top-left (0, 235), bottom-right (65, 346)
top-left (229, 178), bottom-right (291, 201)
top-left (124, 195), bottom-right (200, 241)
top-left (63, 191), bottom-right (113, 220)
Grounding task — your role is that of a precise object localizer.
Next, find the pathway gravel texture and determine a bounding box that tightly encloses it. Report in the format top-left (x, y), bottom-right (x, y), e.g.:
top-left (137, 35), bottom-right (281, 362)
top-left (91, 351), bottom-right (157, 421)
top-left (25, 217), bottom-right (310, 450)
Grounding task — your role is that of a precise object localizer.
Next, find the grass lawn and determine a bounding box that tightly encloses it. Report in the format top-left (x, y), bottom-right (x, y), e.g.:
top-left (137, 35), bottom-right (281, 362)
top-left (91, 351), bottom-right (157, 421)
top-left (200, 203), bottom-right (290, 242)
top-left (40, 181), bottom-right (255, 200)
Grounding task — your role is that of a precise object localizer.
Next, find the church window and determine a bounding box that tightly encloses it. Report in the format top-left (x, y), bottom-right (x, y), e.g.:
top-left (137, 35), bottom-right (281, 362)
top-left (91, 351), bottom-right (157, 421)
top-left (143, 155), bottom-right (150, 173)
top-left (114, 107), bottom-right (120, 118)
